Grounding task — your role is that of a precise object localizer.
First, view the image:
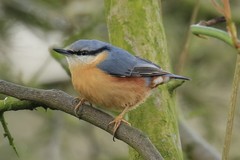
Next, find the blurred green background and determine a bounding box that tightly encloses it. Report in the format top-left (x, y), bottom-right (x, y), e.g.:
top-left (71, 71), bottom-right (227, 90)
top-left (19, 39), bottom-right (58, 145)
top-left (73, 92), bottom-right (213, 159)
top-left (0, 0), bottom-right (239, 159)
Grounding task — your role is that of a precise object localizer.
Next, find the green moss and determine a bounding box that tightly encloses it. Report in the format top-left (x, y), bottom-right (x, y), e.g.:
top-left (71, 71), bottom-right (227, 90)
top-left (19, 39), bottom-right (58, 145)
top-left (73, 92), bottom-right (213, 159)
top-left (105, 0), bottom-right (183, 159)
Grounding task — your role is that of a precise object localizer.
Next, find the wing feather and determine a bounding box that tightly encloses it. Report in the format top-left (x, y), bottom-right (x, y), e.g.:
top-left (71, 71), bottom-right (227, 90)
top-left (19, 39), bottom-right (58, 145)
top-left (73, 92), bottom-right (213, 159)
top-left (97, 47), bottom-right (168, 77)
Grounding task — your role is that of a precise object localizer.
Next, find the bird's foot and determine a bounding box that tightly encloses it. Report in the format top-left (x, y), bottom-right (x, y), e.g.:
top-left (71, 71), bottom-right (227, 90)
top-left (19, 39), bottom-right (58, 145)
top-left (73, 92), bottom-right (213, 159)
top-left (109, 115), bottom-right (131, 141)
top-left (74, 98), bottom-right (92, 116)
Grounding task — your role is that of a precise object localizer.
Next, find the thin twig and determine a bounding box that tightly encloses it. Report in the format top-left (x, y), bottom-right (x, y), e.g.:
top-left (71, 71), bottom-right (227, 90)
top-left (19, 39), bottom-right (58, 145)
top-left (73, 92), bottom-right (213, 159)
top-left (176, 0), bottom-right (200, 74)
top-left (197, 17), bottom-right (226, 26)
top-left (222, 55), bottom-right (240, 160)
top-left (210, 1), bottom-right (240, 159)
top-left (0, 112), bottom-right (19, 157)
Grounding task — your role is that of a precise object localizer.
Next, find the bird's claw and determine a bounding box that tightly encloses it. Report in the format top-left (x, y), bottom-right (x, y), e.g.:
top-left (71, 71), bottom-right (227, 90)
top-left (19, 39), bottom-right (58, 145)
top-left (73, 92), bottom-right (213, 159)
top-left (74, 98), bottom-right (87, 116)
top-left (108, 116), bottom-right (131, 141)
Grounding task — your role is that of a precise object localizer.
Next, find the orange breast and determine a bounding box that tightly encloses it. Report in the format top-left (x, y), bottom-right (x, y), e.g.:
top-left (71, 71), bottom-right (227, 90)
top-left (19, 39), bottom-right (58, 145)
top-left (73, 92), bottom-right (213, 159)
top-left (69, 64), bottom-right (151, 111)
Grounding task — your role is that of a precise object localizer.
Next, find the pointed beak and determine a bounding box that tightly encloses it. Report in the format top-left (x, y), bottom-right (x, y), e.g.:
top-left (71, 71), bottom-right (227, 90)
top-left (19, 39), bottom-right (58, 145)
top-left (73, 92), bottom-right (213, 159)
top-left (53, 48), bottom-right (70, 55)
top-left (167, 73), bottom-right (191, 81)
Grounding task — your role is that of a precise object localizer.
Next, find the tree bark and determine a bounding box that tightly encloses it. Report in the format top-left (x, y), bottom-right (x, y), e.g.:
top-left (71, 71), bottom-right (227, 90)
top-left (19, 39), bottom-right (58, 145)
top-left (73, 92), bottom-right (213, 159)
top-left (105, 0), bottom-right (183, 159)
top-left (0, 80), bottom-right (163, 160)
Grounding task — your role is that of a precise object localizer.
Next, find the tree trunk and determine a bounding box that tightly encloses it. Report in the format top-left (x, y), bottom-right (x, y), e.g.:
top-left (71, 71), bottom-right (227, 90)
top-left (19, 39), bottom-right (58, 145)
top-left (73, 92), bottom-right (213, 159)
top-left (105, 0), bottom-right (183, 159)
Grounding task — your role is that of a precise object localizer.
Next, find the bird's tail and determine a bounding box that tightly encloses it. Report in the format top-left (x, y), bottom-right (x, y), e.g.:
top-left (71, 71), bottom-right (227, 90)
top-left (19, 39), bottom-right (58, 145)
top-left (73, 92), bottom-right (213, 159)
top-left (165, 73), bottom-right (190, 81)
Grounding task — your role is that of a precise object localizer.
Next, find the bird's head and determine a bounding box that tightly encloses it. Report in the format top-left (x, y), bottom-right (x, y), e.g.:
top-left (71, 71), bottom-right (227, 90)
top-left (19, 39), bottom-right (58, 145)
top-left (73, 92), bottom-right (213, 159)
top-left (53, 40), bottom-right (110, 65)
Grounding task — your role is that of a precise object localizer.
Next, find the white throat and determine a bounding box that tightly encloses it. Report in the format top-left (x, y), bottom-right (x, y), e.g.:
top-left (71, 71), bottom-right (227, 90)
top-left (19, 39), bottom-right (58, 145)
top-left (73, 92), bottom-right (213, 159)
top-left (66, 55), bottom-right (96, 66)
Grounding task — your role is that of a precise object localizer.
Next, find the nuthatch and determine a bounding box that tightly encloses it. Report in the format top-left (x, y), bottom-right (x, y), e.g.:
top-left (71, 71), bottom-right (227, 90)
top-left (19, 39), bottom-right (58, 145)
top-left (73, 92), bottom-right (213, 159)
top-left (53, 40), bottom-right (189, 137)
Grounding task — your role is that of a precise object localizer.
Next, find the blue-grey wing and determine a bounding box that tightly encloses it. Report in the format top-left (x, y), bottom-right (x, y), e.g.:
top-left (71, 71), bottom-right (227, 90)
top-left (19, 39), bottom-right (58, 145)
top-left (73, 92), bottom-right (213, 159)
top-left (97, 47), bottom-right (168, 77)
top-left (130, 56), bottom-right (169, 76)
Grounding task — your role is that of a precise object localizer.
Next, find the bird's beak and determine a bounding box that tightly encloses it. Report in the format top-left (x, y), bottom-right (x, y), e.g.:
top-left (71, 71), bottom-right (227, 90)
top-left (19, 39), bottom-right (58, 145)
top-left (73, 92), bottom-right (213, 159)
top-left (53, 48), bottom-right (70, 55)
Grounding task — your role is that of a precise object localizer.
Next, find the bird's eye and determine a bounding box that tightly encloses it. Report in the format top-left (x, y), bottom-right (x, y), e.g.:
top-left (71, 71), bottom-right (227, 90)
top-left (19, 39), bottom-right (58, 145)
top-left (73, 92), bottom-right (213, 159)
top-left (76, 50), bottom-right (89, 55)
top-left (81, 50), bottom-right (89, 55)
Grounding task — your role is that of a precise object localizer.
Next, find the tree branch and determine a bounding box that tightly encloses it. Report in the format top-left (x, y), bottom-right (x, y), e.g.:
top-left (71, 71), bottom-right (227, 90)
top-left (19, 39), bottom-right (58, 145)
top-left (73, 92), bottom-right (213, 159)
top-left (179, 120), bottom-right (221, 160)
top-left (0, 80), bottom-right (163, 160)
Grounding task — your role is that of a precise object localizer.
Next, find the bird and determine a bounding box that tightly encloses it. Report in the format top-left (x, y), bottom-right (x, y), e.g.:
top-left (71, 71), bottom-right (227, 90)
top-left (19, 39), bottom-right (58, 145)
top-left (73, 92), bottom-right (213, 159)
top-left (53, 39), bottom-right (189, 138)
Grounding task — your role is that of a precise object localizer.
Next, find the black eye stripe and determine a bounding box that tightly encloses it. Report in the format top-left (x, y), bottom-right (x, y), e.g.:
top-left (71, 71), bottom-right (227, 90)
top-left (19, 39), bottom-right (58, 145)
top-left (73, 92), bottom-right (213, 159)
top-left (76, 50), bottom-right (89, 55)
top-left (67, 46), bottom-right (109, 56)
